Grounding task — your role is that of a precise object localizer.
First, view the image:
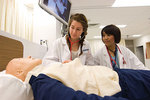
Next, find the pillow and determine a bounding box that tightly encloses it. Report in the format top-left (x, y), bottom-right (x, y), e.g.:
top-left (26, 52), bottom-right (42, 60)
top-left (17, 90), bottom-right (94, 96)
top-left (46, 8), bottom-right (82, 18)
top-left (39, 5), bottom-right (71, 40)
top-left (0, 72), bottom-right (33, 100)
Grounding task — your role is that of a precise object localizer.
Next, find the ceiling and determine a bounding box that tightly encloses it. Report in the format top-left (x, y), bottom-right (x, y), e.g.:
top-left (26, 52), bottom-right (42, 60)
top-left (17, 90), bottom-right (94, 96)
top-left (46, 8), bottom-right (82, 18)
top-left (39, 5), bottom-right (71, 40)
top-left (70, 0), bottom-right (150, 40)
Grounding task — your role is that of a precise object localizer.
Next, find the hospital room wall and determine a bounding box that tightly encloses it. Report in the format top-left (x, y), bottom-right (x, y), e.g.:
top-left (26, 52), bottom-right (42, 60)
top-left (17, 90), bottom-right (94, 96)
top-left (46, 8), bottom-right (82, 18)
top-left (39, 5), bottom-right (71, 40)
top-left (134, 33), bottom-right (150, 68)
top-left (87, 38), bottom-right (126, 56)
top-left (32, 2), bottom-right (62, 47)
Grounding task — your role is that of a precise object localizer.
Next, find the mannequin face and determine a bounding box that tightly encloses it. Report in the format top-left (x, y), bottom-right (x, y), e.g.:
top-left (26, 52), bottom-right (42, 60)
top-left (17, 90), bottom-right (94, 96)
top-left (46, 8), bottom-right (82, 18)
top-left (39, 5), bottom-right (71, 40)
top-left (7, 57), bottom-right (42, 68)
top-left (69, 20), bottom-right (83, 41)
top-left (102, 32), bottom-right (115, 48)
top-left (6, 57), bottom-right (42, 81)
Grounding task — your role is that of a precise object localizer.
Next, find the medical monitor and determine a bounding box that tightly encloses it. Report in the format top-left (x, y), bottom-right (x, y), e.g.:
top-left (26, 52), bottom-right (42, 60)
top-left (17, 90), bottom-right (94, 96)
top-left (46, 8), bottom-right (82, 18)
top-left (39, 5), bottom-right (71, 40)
top-left (39, 0), bottom-right (72, 25)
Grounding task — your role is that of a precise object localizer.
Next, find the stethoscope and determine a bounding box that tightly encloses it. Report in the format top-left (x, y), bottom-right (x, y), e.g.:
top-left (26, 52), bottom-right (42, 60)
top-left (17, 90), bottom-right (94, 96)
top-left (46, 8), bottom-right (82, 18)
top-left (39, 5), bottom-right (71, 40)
top-left (69, 37), bottom-right (79, 60)
top-left (68, 33), bottom-right (85, 60)
top-left (106, 45), bottom-right (126, 69)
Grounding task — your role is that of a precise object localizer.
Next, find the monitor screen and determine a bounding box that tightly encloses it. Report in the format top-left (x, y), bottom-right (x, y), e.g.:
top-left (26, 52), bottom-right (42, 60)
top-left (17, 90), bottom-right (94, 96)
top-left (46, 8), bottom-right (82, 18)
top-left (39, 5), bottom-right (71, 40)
top-left (39, 0), bottom-right (72, 25)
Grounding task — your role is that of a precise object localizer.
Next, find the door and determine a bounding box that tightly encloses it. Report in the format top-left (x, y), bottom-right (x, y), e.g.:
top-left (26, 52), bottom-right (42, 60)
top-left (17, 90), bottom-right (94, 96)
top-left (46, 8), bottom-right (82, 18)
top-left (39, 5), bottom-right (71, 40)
top-left (136, 46), bottom-right (145, 65)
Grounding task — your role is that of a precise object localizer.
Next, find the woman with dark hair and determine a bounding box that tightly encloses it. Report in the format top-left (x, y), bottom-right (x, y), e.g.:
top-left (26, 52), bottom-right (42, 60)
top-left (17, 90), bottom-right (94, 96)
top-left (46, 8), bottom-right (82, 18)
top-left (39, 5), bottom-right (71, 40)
top-left (94, 24), bottom-right (148, 70)
top-left (43, 13), bottom-right (94, 65)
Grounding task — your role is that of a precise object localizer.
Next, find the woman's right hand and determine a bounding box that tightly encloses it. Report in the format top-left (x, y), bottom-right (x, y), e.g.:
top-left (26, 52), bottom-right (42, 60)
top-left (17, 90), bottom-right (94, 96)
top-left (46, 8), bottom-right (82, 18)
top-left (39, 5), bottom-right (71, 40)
top-left (62, 60), bottom-right (72, 64)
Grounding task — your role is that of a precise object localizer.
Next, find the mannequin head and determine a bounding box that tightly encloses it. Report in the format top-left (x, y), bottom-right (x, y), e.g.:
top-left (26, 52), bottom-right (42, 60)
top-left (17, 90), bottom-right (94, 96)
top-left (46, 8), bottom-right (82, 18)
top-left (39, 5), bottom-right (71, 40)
top-left (6, 56), bottom-right (42, 81)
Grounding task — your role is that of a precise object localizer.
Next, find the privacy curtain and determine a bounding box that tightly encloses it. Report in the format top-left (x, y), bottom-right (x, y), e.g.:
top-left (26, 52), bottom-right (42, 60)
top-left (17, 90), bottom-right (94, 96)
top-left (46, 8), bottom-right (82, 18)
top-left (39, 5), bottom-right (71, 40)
top-left (0, 0), bottom-right (33, 41)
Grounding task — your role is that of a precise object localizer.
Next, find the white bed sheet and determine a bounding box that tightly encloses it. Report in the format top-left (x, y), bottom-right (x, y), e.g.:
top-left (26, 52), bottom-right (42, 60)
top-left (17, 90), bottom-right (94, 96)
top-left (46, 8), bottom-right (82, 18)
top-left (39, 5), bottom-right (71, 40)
top-left (0, 71), bottom-right (33, 100)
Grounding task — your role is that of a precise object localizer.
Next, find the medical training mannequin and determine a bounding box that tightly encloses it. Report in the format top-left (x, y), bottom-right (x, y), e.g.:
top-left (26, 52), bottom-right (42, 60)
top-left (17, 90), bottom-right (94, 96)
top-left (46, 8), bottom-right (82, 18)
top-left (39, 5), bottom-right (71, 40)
top-left (42, 13), bottom-right (94, 66)
top-left (94, 24), bottom-right (148, 70)
top-left (2, 57), bottom-right (150, 100)
top-left (5, 57), bottom-right (121, 97)
top-left (1, 57), bottom-right (150, 100)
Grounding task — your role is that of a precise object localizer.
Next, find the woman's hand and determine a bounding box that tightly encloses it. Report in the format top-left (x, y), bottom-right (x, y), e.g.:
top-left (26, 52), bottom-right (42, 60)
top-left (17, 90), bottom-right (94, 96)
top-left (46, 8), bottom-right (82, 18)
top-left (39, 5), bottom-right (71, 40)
top-left (62, 60), bottom-right (72, 64)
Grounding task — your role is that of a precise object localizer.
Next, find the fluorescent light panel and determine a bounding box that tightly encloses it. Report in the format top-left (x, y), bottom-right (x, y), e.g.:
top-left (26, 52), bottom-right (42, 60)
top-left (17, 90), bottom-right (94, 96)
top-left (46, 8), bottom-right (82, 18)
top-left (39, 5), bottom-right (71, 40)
top-left (93, 36), bottom-right (101, 39)
top-left (99, 25), bottom-right (126, 29)
top-left (132, 35), bottom-right (141, 37)
top-left (112, 0), bottom-right (150, 7)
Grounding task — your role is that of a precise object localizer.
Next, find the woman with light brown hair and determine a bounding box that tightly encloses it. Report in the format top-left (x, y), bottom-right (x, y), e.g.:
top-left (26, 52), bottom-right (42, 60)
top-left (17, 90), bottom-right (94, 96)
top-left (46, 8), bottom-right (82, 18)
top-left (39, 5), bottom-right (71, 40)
top-left (43, 13), bottom-right (94, 65)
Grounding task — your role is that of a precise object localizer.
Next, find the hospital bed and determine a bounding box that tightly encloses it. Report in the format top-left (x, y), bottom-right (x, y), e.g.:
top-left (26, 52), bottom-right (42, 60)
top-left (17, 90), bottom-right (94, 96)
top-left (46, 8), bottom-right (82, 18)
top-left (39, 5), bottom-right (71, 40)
top-left (0, 30), bottom-right (47, 71)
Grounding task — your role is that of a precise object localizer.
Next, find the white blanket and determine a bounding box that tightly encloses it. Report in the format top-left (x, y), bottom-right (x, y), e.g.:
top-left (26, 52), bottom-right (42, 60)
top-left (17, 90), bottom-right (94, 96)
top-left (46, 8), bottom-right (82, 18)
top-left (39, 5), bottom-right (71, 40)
top-left (26, 58), bottom-right (121, 97)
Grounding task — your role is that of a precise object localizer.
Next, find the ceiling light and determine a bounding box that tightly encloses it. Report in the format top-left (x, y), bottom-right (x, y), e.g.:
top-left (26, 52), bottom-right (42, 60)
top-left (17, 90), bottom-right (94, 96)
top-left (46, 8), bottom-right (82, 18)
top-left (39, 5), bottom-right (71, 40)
top-left (132, 35), bottom-right (141, 37)
top-left (99, 25), bottom-right (105, 29)
top-left (117, 25), bottom-right (127, 28)
top-left (112, 0), bottom-right (150, 7)
top-left (99, 25), bottom-right (126, 29)
top-left (93, 36), bottom-right (101, 39)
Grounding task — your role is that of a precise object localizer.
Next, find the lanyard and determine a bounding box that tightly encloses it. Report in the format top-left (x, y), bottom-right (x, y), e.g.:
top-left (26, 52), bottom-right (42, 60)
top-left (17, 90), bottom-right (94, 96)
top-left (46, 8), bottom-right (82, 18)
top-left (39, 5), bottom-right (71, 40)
top-left (106, 46), bottom-right (117, 68)
top-left (69, 37), bottom-right (79, 60)
top-left (106, 45), bottom-right (126, 69)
